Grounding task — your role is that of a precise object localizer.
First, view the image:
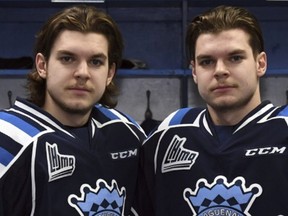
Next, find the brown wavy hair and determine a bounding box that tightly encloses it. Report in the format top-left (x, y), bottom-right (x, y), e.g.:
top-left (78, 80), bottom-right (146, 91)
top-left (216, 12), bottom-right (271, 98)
top-left (26, 5), bottom-right (123, 108)
top-left (186, 5), bottom-right (264, 63)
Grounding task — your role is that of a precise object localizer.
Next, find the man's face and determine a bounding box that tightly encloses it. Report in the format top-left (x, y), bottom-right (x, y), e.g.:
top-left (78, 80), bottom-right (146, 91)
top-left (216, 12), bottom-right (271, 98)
top-left (36, 30), bottom-right (115, 125)
top-left (191, 29), bottom-right (266, 117)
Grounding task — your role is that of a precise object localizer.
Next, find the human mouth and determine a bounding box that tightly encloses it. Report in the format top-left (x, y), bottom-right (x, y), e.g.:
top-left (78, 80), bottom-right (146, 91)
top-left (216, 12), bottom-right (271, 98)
top-left (68, 86), bottom-right (90, 95)
top-left (212, 85), bottom-right (234, 93)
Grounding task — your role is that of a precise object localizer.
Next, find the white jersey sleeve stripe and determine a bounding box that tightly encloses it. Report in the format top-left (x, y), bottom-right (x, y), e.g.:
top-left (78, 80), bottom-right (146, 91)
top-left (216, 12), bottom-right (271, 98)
top-left (0, 119), bottom-right (33, 146)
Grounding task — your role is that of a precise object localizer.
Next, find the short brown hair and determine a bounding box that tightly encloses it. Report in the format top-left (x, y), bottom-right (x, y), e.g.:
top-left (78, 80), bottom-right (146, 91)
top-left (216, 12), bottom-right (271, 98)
top-left (186, 5), bottom-right (264, 63)
top-left (26, 5), bottom-right (123, 108)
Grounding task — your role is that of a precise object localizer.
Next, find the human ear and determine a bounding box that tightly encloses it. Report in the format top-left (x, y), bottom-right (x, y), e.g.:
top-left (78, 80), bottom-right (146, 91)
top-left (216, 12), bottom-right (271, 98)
top-left (107, 63), bottom-right (116, 86)
top-left (191, 60), bottom-right (198, 84)
top-left (256, 52), bottom-right (267, 78)
top-left (35, 53), bottom-right (48, 79)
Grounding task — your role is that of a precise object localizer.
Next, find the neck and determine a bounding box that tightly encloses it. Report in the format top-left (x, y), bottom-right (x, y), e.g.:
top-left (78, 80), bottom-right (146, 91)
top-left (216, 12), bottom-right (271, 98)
top-left (60, 113), bottom-right (90, 127)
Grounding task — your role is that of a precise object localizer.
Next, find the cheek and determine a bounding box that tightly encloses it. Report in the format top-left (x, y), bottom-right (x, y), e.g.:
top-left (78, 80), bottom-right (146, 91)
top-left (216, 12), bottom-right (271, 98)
top-left (195, 75), bottom-right (212, 94)
top-left (91, 74), bottom-right (109, 89)
top-left (195, 78), bottom-right (206, 94)
top-left (244, 77), bottom-right (259, 92)
top-left (46, 71), bottom-right (67, 89)
top-left (46, 78), bottom-right (59, 94)
top-left (194, 73), bottom-right (207, 86)
top-left (238, 70), bottom-right (257, 86)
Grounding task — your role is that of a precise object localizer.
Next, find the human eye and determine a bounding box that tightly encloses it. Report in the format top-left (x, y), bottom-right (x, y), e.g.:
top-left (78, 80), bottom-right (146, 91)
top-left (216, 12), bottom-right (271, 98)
top-left (198, 58), bottom-right (214, 67)
top-left (230, 55), bottom-right (244, 62)
top-left (90, 58), bottom-right (104, 67)
top-left (59, 55), bottom-right (74, 64)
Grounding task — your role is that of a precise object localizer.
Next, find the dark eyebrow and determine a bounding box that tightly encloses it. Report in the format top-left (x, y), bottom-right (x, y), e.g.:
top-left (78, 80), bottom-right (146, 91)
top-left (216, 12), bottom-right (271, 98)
top-left (228, 49), bottom-right (246, 56)
top-left (196, 49), bottom-right (246, 61)
top-left (56, 50), bottom-right (74, 56)
top-left (91, 53), bottom-right (107, 60)
top-left (196, 54), bottom-right (213, 62)
top-left (56, 50), bottom-right (108, 60)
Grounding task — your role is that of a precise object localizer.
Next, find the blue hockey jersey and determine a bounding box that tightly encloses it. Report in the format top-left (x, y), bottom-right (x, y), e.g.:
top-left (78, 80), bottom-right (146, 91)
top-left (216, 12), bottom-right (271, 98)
top-left (0, 98), bottom-right (146, 216)
top-left (136, 101), bottom-right (288, 215)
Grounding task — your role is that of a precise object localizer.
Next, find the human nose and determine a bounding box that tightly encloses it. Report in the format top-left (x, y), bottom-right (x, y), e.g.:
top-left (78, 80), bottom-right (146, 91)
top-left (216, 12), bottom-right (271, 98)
top-left (74, 61), bottom-right (90, 79)
top-left (214, 60), bottom-right (229, 78)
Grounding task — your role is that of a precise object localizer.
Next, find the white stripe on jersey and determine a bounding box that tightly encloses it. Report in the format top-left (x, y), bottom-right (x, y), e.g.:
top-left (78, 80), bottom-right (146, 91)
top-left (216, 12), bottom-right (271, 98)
top-left (91, 118), bottom-right (142, 142)
top-left (30, 139), bottom-right (38, 216)
top-left (14, 100), bottom-right (74, 138)
top-left (157, 110), bottom-right (178, 131)
top-left (0, 163), bottom-right (5, 174)
top-left (109, 109), bottom-right (129, 122)
top-left (91, 120), bottom-right (96, 138)
top-left (202, 113), bottom-right (213, 135)
top-left (0, 119), bottom-right (33, 146)
top-left (234, 103), bottom-right (274, 133)
top-left (108, 109), bottom-right (145, 134)
top-left (151, 109), bottom-right (207, 137)
top-left (258, 106), bottom-right (288, 125)
top-left (0, 138), bottom-right (32, 178)
top-left (130, 207), bottom-right (139, 216)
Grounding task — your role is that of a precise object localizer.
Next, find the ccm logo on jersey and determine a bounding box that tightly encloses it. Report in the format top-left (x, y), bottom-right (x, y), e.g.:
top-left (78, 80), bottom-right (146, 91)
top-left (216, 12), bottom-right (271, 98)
top-left (110, 148), bottom-right (138, 160)
top-left (245, 146), bottom-right (286, 156)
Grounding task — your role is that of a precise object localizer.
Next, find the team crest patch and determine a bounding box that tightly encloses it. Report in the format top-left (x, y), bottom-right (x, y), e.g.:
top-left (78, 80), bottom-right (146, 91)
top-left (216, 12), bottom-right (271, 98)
top-left (46, 142), bottom-right (75, 182)
top-left (162, 135), bottom-right (199, 173)
top-left (68, 179), bottom-right (126, 216)
top-left (183, 176), bottom-right (262, 216)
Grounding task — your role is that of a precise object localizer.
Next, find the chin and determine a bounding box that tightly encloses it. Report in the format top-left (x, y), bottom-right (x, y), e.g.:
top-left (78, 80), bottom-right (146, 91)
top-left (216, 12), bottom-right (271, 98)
top-left (209, 98), bottom-right (237, 109)
top-left (63, 103), bottom-right (93, 115)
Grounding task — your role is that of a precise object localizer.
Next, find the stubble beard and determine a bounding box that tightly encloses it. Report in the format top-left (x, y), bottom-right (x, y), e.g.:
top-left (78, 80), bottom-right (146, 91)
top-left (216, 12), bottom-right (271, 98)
top-left (208, 93), bottom-right (254, 113)
top-left (51, 94), bottom-right (93, 116)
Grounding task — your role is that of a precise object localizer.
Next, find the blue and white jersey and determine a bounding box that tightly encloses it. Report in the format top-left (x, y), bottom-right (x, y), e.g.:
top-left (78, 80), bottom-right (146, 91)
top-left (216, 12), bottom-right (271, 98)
top-left (0, 98), bottom-right (145, 216)
top-left (136, 101), bottom-right (288, 215)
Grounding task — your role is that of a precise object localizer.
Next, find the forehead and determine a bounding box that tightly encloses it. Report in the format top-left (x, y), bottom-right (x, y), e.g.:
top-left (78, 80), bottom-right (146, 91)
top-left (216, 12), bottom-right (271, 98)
top-left (51, 30), bottom-right (109, 55)
top-left (195, 29), bottom-right (252, 56)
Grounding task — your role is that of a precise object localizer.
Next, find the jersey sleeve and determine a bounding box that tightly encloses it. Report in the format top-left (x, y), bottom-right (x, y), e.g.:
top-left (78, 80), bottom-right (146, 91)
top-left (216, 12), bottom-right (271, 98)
top-left (0, 110), bottom-right (43, 215)
top-left (0, 144), bottom-right (33, 216)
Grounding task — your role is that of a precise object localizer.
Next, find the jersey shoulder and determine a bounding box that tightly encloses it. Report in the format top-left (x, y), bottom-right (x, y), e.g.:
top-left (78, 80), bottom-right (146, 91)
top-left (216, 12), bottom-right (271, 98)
top-left (94, 104), bottom-right (146, 137)
top-left (277, 104), bottom-right (288, 117)
top-left (0, 109), bottom-right (50, 176)
top-left (0, 98), bottom-right (67, 176)
top-left (0, 109), bottom-right (51, 144)
top-left (148, 107), bottom-right (206, 135)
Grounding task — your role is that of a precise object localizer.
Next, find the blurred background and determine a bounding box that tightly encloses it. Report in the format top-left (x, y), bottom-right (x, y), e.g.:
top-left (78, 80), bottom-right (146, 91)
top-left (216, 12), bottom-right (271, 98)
top-left (0, 0), bottom-right (288, 124)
